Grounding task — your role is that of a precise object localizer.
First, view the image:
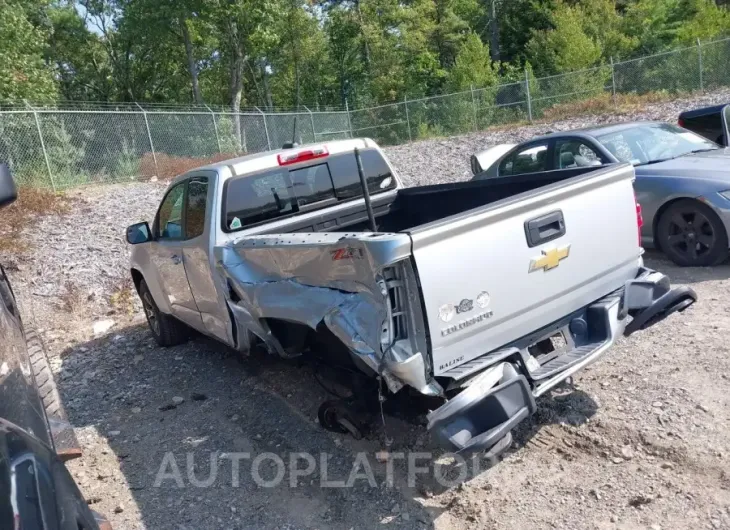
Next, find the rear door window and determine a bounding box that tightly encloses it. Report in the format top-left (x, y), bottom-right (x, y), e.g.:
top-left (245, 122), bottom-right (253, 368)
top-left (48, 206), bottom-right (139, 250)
top-left (554, 139), bottom-right (604, 168)
top-left (224, 148), bottom-right (396, 232)
top-left (499, 143), bottom-right (550, 176)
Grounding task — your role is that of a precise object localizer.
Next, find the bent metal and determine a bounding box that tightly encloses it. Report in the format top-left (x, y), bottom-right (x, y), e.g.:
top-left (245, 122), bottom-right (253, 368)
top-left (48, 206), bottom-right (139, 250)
top-left (440, 310), bottom-right (494, 337)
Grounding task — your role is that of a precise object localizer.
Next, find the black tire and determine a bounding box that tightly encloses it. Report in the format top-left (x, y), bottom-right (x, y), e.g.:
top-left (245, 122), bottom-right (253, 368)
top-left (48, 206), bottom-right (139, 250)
top-left (656, 199), bottom-right (728, 266)
top-left (139, 279), bottom-right (189, 346)
top-left (27, 327), bottom-right (64, 420)
top-left (318, 400), bottom-right (366, 440)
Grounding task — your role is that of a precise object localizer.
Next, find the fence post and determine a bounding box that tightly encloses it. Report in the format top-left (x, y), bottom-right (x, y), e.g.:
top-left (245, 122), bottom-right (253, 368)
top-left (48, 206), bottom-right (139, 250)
top-left (135, 103), bottom-right (159, 178)
top-left (255, 106), bottom-right (272, 150)
top-left (25, 101), bottom-right (56, 192)
top-left (304, 105), bottom-right (316, 142)
top-left (345, 99), bottom-right (354, 139)
top-left (470, 85), bottom-right (479, 132)
top-left (610, 56), bottom-right (617, 108)
top-left (403, 96), bottom-right (412, 142)
top-left (697, 38), bottom-right (704, 93)
top-left (205, 105), bottom-right (223, 154)
top-left (525, 69), bottom-right (533, 122)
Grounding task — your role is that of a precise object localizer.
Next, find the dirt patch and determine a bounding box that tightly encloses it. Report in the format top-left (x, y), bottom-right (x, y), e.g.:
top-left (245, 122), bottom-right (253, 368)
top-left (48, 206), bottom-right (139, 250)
top-left (139, 152), bottom-right (239, 180)
top-left (0, 187), bottom-right (71, 253)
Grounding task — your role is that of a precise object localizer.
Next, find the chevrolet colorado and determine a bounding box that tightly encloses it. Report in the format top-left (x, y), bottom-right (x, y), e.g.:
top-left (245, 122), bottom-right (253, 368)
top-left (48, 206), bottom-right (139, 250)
top-left (126, 138), bottom-right (696, 455)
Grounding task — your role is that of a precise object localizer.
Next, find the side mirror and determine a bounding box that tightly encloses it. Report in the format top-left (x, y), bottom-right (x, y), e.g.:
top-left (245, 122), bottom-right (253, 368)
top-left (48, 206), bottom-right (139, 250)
top-left (126, 222), bottom-right (152, 244)
top-left (0, 164), bottom-right (18, 209)
top-left (470, 154), bottom-right (482, 176)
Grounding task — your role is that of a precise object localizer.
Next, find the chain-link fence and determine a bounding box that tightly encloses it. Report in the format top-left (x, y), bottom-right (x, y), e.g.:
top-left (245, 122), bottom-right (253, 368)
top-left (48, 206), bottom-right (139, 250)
top-left (2, 37), bottom-right (730, 190)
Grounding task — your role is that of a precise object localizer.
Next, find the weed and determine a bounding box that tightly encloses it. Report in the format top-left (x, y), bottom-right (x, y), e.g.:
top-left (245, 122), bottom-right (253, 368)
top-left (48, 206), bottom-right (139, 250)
top-left (58, 281), bottom-right (84, 316)
top-left (109, 277), bottom-right (136, 315)
top-left (0, 187), bottom-right (71, 253)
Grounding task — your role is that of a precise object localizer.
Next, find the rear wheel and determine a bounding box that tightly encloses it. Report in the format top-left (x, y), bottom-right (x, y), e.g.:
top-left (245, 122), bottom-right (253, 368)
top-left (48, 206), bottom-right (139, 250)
top-left (139, 279), bottom-right (189, 346)
top-left (657, 200), bottom-right (728, 266)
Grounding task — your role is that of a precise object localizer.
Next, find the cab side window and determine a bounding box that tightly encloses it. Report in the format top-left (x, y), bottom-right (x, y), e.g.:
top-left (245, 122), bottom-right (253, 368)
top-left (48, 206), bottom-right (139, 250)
top-left (185, 178), bottom-right (209, 239)
top-left (156, 183), bottom-right (185, 240)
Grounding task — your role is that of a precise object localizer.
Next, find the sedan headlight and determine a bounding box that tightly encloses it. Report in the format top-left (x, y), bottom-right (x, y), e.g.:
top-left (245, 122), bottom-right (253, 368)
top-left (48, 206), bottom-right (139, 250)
top-left (719, 190), bottom-right (730, 201)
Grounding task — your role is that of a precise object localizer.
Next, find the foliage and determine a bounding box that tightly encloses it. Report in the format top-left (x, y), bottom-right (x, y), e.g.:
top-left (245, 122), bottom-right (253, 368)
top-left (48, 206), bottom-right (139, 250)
top-left (0, 0), bottom-right (726, 110)
top-left (0, 0), bottom-right (56, 101)
top-left (1, 0), bottom-right (730, 189)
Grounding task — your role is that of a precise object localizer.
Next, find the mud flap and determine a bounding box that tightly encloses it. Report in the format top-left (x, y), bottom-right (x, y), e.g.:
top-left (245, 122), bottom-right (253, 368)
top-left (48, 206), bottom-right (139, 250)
top-left (427, 365), bottom-right (536, 457)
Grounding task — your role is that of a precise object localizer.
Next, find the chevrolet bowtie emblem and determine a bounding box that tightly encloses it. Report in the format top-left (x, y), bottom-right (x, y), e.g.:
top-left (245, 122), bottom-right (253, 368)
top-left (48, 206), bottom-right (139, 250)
top-left (529, 245), bottom-right (571, 272)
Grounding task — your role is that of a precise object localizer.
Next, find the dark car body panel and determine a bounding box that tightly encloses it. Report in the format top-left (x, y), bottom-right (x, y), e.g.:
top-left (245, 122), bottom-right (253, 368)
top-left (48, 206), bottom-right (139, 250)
top-left (0, 264), bottom-right (53, 448)
top-left (0, 165), bottom-right (104, 529)
top-left (679, 104), bottom-right (729, 146)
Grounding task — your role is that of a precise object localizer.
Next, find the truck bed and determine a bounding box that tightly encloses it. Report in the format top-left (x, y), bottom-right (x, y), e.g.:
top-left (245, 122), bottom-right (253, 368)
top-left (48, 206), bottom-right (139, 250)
top-left (259, 166), bottom-right (600, 235)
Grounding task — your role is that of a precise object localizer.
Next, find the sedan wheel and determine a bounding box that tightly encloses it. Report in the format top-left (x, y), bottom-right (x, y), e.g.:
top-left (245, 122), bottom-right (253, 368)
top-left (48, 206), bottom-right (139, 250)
top-left (657, 200), bottom-right (728, 266)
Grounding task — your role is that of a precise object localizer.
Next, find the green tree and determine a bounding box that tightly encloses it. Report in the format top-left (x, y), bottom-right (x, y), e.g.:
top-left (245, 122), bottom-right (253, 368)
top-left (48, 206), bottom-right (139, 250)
top-left (447, 32), bottom-right (497, 90)
top-left (0, 0), bottom-right (56, 101)
top-left (526, 1), bottom-right (602, 75)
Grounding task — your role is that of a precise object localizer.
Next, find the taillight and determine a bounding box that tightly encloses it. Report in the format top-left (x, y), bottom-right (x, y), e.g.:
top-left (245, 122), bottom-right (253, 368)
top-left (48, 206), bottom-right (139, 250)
top-left (678, 117), bottom-right (685, 128)
top-left (277, 146), bottom-right (328, 166)
top-left (635, 193), bottom-right (644, 247)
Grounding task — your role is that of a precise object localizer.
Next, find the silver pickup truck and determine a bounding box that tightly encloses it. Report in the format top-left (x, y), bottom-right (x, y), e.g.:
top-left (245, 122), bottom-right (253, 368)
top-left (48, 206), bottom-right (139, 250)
top-left (126, 138), bottom-right (696, 456)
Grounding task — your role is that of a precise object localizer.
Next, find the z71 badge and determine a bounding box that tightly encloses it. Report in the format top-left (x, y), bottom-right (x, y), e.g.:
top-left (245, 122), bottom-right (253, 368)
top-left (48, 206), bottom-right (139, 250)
top-left (331, 247), bottom-right (364, 260)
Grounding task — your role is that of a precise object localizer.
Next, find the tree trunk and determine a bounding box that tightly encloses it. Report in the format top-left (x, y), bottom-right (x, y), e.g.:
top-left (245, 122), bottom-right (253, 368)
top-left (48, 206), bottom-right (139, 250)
top-left (487, 0), bottom-right (501, 62)
top-left (227, 20), bottom-right (244, 147)
top-left (260, 61), bottom-right (274, 109)
top-left (354, 0), bottom-right (371, 70)
top-left (181, 18), bottom-right (204, 105)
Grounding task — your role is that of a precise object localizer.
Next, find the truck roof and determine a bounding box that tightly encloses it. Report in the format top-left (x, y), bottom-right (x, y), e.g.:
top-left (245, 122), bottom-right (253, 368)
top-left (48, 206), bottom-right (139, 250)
top-left (172, 137), bottom-right (380, 185)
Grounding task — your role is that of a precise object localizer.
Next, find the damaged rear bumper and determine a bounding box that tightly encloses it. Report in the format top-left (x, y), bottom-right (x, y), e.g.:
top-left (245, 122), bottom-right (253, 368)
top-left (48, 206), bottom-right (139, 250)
top-left (427, 266), bottom-right (696, 456)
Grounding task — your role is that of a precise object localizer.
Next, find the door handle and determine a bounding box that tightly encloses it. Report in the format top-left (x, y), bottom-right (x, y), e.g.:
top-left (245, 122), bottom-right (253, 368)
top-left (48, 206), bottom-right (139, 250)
top-left (170, 254), bottom-right (182, 265)
top-left (524, 210), bottom-right (566, 247)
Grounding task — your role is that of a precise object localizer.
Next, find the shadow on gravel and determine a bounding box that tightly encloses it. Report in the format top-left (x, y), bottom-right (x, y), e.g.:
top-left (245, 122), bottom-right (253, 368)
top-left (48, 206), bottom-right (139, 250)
top-left (57, 323), bottom-right (437, 529)
top-left (56, 321), bottom-right (599, 529)
top-left (643, 250), bottom-right (730, 284)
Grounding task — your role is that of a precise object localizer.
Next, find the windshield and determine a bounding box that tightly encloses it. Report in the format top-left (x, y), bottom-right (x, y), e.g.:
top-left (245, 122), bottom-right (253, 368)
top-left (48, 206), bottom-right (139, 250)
top-left (596, 123), bottom-right (718, 166)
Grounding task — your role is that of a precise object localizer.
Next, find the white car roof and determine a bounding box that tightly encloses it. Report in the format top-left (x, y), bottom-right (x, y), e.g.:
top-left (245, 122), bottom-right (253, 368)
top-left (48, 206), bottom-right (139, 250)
top-left (474, 143), bottom-right (516, 172)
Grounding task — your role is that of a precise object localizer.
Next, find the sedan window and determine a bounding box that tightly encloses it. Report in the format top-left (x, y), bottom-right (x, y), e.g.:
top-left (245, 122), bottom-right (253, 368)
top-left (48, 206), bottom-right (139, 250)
top-left (597, 123), bottom-right (718, 166)
top-left (499, 143), bottom-right (549, 176)
top-left (554, 139), bottom-right (603, 169)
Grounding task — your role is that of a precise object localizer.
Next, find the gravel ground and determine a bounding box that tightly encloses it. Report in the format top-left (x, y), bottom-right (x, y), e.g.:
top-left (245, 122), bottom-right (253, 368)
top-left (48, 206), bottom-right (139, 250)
top-left (3, 92), bottom-right (730, 529)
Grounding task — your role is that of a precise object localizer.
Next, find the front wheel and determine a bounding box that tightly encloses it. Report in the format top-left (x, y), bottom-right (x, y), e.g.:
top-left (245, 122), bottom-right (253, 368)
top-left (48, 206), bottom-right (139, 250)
top-left (139, 279), bottom-right (189, 346)
top-left (656, 200), bottom-right (728, 266)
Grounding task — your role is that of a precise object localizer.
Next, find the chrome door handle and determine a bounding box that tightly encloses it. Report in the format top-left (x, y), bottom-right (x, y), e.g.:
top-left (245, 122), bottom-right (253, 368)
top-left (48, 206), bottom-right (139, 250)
top-left (171, 254), bottom-right (182, 265)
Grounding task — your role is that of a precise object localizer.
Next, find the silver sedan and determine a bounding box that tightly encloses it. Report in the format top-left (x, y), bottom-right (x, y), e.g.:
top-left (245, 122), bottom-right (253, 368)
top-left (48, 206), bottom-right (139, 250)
top-left (472, 122), bottom-right (730, 266)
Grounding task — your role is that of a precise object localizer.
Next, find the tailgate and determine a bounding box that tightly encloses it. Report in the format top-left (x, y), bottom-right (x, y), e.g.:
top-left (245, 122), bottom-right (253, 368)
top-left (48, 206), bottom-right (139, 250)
top-left (409, 164), bottom-right (642, 376)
